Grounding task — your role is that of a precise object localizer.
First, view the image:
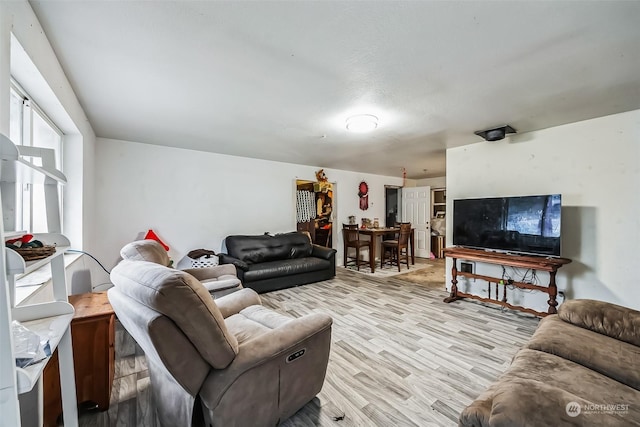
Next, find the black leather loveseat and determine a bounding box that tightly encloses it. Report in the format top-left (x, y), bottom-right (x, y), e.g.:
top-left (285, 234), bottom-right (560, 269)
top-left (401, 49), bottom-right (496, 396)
top-left (218, 232), bottom-right (337, 293)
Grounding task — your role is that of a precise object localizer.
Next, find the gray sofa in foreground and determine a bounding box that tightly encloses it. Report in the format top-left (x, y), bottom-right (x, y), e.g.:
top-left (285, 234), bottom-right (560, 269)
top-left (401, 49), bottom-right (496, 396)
top-left (459, 299), bottom-right (640, 427)
top-left (108, 257), bottom-right (332, 427)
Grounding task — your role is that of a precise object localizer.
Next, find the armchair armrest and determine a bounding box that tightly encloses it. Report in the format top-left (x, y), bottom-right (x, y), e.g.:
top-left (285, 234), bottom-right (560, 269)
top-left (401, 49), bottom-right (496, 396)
top-left (215, 288), bottom-right (261, 318)
top-left (183, 264), bottom-right (237, 281)
top-left (311, 245), bottom-right (336, 260)
top-left (218, 253), bottom-right (249, 271)
top-left (200, 313), bottom-right (332, 404)
top-left (558, 299), bottom-right (640, 347)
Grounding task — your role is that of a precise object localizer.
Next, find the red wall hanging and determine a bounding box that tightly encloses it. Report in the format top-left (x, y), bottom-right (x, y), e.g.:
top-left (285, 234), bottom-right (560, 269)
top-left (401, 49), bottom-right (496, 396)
top-left (358, 181), bottom-right (369, 211)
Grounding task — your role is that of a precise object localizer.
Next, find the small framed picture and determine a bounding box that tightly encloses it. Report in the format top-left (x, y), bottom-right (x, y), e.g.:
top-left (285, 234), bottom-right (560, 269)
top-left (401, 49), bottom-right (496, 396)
top-left (435, 211), bottom-right (445, 219)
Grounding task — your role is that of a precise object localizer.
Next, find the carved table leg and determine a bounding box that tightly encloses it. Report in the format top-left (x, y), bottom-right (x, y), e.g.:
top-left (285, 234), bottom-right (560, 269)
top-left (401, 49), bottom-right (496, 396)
top-left (547, 270), bottom-right (559, 314)
top-left (502, 281), bottom-right (507, 304)
top-left (444, 257), bottom-right (461, 303)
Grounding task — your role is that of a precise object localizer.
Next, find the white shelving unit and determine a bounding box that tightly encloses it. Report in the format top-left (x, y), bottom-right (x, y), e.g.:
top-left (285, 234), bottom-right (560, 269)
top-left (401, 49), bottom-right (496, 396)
top-left (431, 187), bottom-right (446, 219)
top-left (0, 133), bottom-right (78, 427)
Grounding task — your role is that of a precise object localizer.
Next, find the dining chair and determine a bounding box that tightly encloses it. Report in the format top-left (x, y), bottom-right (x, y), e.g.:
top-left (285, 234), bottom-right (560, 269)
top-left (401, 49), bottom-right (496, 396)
top-left (342, 224), bottom-right (372, 271)
top-left (382, 222), bottom-right (401, 242)
top-left (381, 222), bottom-right (412, 271)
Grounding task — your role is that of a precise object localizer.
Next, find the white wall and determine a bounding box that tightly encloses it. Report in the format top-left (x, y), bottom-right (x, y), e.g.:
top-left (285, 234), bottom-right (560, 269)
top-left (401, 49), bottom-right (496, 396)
top-left (415, 176), bottom-right (446, 188)
top-left (93, 138), bottom-right (406, 282)
top-left (446, 109), bottom-right (640, 311)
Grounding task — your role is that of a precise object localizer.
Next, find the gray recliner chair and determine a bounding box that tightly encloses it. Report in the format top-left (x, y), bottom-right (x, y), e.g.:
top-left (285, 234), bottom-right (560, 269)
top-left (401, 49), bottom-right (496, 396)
top-left (108, 259), bottom-right (332, 427)
top-left (120, 239), bottom-right (243, 298)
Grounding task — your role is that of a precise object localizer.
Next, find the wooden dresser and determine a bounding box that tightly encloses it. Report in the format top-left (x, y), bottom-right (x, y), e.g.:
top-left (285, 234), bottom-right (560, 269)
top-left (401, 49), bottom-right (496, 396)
top-left (43, 292), bottom-right (115, 426)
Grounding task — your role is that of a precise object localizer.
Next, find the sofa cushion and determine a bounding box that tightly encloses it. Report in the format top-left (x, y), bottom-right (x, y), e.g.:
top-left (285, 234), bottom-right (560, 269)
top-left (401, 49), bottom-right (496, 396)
top-left (225, 305), bottom-right (293, 345)
top-left (460, 348), bottom-right (640, 427)
top-left (120, 239), bottom-right (171, 266)
top-left (110, 260), bottom-right (238, 369)
top-left (225, 232), bottom-right (313, 264)
top-left (279, 232), bottom-right (313, 258)
top-left (226, 234), bottom-right (290, 264)
top-left (243, 257), bottom-right (331, 282)
top-left (558, 299), bottom-right (640, 347)
top-left (526, 315), bottom-right (640, 391)
top-left (218, 254), bottom-right (250, 271)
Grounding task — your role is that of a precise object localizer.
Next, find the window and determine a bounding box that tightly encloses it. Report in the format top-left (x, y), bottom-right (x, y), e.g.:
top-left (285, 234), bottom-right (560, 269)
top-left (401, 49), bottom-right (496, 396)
top-left (8, 82), bottom-right (64, 233)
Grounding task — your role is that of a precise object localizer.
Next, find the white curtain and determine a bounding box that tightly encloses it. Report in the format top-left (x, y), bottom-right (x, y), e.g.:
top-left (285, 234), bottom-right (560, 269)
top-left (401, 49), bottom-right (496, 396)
top-left (296, 190), bottom-right (316, 223)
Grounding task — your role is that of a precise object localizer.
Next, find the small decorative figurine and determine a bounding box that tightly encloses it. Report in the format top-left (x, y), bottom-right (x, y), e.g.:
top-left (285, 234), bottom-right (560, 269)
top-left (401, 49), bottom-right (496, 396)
top-left (315, 169), bottom-right (328, 182)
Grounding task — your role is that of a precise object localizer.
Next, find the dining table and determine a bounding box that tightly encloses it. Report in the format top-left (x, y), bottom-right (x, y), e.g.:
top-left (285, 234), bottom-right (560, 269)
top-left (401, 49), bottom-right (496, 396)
top-left (357, 227), bottom-right (415, 273)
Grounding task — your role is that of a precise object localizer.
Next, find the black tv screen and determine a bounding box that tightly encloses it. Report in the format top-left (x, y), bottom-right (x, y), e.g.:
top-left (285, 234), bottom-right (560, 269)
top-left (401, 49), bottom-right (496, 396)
top-left (453, 194), bottom-right (561, 256)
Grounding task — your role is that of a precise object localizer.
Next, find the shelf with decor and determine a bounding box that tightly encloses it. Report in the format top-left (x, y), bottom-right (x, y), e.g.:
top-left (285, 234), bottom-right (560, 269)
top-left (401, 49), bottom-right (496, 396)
top-left (431, 187), bottom-right (446, 218)
top-left (5, 234), bottom-right (71, 306)
top-left (430, 188), bottom-right (446, 257)
top-left (0, 133), bottom-right (78, 427)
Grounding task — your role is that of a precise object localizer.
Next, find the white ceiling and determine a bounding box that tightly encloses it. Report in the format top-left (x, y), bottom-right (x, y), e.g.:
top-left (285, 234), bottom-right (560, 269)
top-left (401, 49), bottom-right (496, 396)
top-left (29, 1), bottom-right (640, 179)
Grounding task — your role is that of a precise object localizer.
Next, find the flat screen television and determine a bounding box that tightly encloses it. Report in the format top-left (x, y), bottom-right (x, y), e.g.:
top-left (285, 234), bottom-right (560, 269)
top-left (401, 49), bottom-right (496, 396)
top-left (453, 194), bottom-right (561, 257)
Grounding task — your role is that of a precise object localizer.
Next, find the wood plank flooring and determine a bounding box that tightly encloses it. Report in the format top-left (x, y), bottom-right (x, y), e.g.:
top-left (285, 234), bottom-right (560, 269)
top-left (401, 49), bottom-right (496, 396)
top-left (77, 263), bottom-right (539, 427)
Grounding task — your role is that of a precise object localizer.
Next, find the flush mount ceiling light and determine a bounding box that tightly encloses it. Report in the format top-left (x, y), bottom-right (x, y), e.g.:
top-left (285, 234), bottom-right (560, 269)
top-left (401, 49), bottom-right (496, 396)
top-left (346, 114), bottom-right (378, 133)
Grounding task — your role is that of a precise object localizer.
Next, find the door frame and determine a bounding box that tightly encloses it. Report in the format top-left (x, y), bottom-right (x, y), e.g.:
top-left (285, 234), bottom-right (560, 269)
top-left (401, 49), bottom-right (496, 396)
top-left (293, 178), bottom-right (337, 250)
top-left (384, 185), bottom-right (402, 227)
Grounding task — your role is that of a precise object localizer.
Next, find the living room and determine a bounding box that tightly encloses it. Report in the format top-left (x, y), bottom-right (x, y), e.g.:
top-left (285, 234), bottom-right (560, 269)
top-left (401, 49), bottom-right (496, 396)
top-left (1, 1), bottom-right (639, 426)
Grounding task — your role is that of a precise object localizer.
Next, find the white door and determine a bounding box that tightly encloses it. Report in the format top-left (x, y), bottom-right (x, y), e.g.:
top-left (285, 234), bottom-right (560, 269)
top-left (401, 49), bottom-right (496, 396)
top-left (402, 186), bottom-right (431, 258)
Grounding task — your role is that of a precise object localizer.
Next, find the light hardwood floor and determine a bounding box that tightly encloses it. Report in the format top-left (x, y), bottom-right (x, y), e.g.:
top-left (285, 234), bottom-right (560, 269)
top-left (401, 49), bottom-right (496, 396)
top-left (78, 263), bottom-right (539, 426)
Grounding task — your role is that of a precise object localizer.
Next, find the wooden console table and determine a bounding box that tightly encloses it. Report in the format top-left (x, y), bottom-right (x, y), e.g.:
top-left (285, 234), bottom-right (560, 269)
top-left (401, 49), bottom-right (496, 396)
top-left (443, 247), bottom-right (572, 317)
top-left (43, 292), bottom-right (115, 426)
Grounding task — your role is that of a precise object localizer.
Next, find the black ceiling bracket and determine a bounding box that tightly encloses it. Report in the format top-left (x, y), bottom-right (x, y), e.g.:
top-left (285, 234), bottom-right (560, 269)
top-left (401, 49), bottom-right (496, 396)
top-left (474, 125), bottom-right (517, 141)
